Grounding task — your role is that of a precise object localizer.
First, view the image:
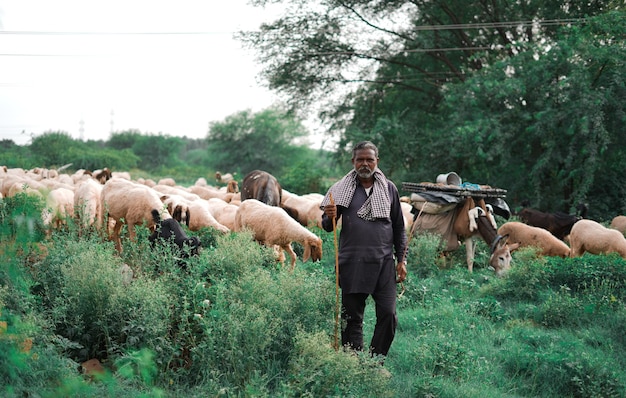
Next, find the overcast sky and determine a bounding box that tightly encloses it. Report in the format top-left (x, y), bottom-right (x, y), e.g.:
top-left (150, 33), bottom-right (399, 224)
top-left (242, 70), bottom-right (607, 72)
top-left (0, 0), bottom-right (295, 146)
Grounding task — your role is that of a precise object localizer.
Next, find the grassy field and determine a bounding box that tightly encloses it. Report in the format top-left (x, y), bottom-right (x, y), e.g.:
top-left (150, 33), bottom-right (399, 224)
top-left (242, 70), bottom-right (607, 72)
top-left (2, 193), bottom-right (625, 397)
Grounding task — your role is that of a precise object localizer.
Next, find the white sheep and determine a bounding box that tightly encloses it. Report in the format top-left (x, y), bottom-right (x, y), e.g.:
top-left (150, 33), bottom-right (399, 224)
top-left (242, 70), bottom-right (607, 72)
top-left (38, 178), bottom-right (75, 192)
top-left (57, 173), bottom-right (75, 186)
top-left (157, 177), bottom-right (177, 187)
top-left (159, 193), bottom-right (191, 227)
top-left (401, 201), bottom-right (414, 232)
top-left (5, 178), bottom-right (44, 198)
top-left (101, 178), bottom-right (171, 252)
top-left (234, 199), bottom-right (323, 270)
top-left (215, 204), bottom-right (238, 230)
top-left (569, 219), bottom-right (626, 259)
top-left (205, 198), bottom-right (239, 230)
top-left (42, 187), bottom-right (75, 233)
top-left (71, 169), bottom-right (92, 184)
top-left (301, 193), bottom-right (325, 202)
top-left (74, 178), bottom-right (104, 230)
top-left (2, 174), bottom-right (44, 197)
top-left (195, 177), bottom-right (208, 186)
top-left (188, 184), bottom-right (237, 203)
top-left (111, 171), bottom-right (131, 180)
top-left (497, 221), bottom-right (570, 258)
top-left (139, 178), bottom-right (157, 187)
top-left (281, 192), bottom-right (324, 228)
top-left (185, 199), bottom-right (230, 234)
top-left (215, 171), bottom-right (234, 183)
top-left (610, 215), bottom-right (626, 235)
top-left (152, 184), bottom-right (201, 202)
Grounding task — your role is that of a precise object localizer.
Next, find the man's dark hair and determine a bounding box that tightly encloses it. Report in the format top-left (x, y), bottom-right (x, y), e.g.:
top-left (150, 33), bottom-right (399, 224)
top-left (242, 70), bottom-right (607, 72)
top-left (352, 141), bottom-right (379, 158)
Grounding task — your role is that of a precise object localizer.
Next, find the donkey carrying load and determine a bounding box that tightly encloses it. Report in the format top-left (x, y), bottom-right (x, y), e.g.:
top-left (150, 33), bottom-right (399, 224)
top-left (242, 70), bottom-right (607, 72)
top-left (403, 181), bottom-right (515, 276)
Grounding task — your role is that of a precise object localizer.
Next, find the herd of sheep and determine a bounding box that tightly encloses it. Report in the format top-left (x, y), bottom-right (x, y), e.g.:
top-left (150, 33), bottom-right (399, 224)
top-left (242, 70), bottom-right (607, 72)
top-left (2, 165), bottom-right (626, 271)
top-left (0, 166), bottom-right (325, 268)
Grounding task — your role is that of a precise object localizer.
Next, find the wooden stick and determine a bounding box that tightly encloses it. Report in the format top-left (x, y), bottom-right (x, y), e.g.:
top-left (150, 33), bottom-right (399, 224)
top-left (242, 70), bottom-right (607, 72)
top-left (329, 193), bottom-right (340, 351)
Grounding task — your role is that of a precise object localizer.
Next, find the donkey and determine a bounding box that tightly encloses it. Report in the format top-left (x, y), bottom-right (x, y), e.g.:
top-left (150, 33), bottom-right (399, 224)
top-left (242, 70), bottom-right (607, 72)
top-left (412, 196), bottom-right (516, 275)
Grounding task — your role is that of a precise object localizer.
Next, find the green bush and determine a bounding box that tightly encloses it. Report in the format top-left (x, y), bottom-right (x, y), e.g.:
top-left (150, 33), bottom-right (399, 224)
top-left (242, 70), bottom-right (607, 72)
top-left (35, 234), bottom-right (173, 362)
top-left (406, 232), bottom-right (443, 278)
top-left (2, 179), bottom-right (626, 396)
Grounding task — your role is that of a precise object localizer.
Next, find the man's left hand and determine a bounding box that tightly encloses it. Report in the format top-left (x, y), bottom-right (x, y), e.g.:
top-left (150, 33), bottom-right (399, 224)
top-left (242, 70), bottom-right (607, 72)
top-left (396, 261), bottom-right (407, 283)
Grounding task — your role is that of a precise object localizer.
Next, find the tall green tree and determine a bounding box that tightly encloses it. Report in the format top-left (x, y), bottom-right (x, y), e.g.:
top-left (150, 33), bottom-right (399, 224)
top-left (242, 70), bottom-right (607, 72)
top-left (242, 1), bottom-right (622, 219)
top-left (130, 134), bottom-right (185, 171)
top-left (108, 130), bottom-right (143, 150)
top-left (29, 131), bottom-right (85, 167)
top-left (441, 11), bottom-right (626, 218)
top-left (242, 0), bottom-right (611, 127)
top-left (206, 108), bottom-right (308, 176)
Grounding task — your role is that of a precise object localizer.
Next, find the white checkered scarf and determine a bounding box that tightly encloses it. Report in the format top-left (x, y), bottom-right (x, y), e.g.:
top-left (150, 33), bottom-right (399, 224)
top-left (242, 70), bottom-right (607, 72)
top-left (320, 168), bottom-right (391, 221)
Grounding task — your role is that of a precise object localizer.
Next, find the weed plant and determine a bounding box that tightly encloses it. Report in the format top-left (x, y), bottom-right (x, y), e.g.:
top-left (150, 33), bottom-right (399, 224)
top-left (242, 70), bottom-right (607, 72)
top-left (2, 194), bottom-right (626, 397)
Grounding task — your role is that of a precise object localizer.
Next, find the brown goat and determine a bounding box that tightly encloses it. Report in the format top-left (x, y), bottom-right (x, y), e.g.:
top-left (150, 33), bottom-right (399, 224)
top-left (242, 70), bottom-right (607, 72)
top-left (240, 170), bottom-right (282, 207)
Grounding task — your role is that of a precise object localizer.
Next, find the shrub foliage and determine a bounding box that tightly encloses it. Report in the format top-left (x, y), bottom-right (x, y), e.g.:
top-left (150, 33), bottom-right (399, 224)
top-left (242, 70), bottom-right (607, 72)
top-left (1, 195), bottom-right (626, 397)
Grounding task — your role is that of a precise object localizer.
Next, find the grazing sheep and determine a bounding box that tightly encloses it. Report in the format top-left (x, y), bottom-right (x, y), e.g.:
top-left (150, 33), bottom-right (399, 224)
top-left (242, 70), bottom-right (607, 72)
top-left (234, 199), bottom-right (323, 270)
top-left (57, 173), bottom-right (75, 186)
top-left (497, 221), bottom-right (570, 258)
top-left (205, 198), bottom-right (239, 230)
top-left (152, 184), bottom-right (201, 202)
top-left (71, 169), bottom-right (92, 184)
top-left (195, 177), bottom-right (208, 186)
top-left (30, 167), bottom-right (59, 179)
top-left (401, 201), bottom-right (414, 232)
top-left (42, 187), bottom-right (75, 233)
top-left (281, 192), bottom-right (324, 228)
top-left (610, 216), bottom-right (626, 235)
top-left (2, 174), bottom-right (44, 197)
top-left (215, 204), bottom-right (238, 230)
top-left (111, 171), bottom-right (131, 180)
top-left (141, 178), bottom-right (157, 187)
top-left (74, 178), bottom-right (104, 231)
top-left (301, 193), bottom-right (325, 202)
top-left (159, 194), bottom-right (191, 227)
top-left (38, 178), bottom-right (75, 192)
top-left (157, 177), bottom-right (177, 187)
top-left (205, 197), bottom-right (231, 215)
top-left (185, 199), bottom-right (230, 234)
top-left (228, 193), bottom-right (241, 206)
top-left (225, 179), bottom-right (239, 193)
top-left (215, 171), bottom-right (234, 183)
top-left (6, 179), bottom-right (44, 198)
top-left (188, 185), bottom-right (237, 203)
top-left (93, 168), bottom-right (113, 184)
top-left (101, 178), bottom-right (171, 252)
top-left (569, 219), bottom-right (626, 259)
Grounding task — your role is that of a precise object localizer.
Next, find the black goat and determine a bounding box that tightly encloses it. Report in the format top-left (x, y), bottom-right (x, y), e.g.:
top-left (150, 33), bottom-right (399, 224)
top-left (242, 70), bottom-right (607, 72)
top-left (149, 209), bottom-right (201, 263)
top-left (517, 202), bottom-right (588, 241)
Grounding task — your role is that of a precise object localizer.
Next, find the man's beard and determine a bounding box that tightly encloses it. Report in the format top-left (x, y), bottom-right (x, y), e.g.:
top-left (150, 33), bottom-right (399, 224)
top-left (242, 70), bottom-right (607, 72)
top-left (357, 168), bottom-right (373, 179)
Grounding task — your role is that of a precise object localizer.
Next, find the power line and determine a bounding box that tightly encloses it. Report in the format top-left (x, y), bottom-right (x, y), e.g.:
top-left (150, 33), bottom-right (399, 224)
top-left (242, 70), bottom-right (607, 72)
top-left (412, 18), bottom-right (587, 31)
top-left (0, 17), bottom-right (588, 36)
top-left (0, 30), bottom-right (233, 35)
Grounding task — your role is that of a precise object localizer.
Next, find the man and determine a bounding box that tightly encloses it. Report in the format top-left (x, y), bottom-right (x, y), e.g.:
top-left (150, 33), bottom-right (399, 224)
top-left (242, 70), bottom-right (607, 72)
top-left (320, 141), bottom-right (408, 362)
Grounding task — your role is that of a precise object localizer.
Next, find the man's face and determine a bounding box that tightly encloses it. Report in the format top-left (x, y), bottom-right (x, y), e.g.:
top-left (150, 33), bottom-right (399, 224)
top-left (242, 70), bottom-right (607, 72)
top-left (352, 148), bottom-right (378, 179)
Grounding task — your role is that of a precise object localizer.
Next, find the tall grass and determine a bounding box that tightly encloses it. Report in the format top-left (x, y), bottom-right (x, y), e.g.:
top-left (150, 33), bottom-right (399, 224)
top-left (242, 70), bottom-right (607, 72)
top-left (2, 193), bottom-right (626, 397)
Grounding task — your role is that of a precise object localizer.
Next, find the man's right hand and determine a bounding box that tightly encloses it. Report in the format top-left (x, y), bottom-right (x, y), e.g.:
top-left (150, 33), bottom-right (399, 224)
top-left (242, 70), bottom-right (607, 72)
top-left (324, 204), bottom-right (337, 220)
